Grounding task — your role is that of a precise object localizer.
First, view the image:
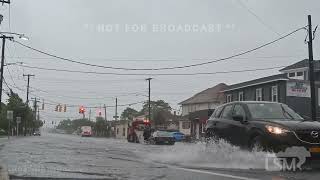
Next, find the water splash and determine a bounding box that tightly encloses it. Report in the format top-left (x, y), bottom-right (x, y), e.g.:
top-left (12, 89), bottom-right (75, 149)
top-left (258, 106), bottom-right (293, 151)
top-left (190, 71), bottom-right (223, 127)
top-left (142, 140), bottom-right (279, 170)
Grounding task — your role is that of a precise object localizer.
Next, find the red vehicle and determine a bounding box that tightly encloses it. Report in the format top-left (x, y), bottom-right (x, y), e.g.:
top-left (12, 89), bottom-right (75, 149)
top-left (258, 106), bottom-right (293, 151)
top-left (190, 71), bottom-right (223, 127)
top-left (127, 119), bottom-right (151, 143)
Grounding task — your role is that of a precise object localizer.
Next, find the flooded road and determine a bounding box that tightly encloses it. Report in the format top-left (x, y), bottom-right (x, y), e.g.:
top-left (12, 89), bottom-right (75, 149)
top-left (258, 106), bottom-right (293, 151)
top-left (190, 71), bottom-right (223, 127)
top-left (0, 133), bottom-right (320, 180)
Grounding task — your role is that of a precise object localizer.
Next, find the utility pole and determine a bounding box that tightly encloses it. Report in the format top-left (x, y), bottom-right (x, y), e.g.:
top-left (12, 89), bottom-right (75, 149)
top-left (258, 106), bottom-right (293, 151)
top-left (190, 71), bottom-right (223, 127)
top-left (114, 98), bottom-right (118, 121)
top-left (0, 35), bottom-right (13, 119)
top-left (23, 74), bottom-right (34, 105)
top-left (104, 104), bottom-right (107, 121)
top-left (0, 36), bottom-right (7, 116)
top-left (37, 105), bottom-right (40, 121)
top-left (307, 15), bottom-right (317, 121)
top-left (89, 109), bottom-right (91, 121)
top-left (23, 74), bottom-right (34, 136)
top-left (146, 78), bottom-right (152, 123)
top-left (31, 97), bottom-right (40, 134)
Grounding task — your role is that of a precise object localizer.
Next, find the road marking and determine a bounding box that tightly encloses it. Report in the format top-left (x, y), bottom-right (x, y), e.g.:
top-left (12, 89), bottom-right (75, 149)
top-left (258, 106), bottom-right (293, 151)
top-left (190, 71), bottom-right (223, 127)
top-left (171, 166), bottom-right (259, 180)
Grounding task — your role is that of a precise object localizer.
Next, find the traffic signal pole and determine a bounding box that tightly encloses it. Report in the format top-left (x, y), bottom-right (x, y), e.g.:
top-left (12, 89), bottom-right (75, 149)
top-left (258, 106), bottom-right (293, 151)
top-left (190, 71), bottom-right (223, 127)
top-left (307, 15), bottom-right (317, 121)
top-left (104, 104), bottom-right (107, 121)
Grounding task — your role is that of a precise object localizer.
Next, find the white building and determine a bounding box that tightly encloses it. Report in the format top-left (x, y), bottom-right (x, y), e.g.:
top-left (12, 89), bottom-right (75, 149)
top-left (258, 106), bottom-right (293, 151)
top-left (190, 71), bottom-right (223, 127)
top-left (115, 120), bottom-right (129, 139)
top-left (178, 83), bottom-right (228, 139)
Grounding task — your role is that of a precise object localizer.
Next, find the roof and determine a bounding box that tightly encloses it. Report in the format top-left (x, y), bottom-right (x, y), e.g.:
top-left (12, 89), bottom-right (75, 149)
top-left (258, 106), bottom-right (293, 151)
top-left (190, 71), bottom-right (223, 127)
top-left (280, 59), bottom-right (320, 71)
top-left (179, 83), bottom-right (228, 105)
top-left (223, 74), bottom-right (288, 92)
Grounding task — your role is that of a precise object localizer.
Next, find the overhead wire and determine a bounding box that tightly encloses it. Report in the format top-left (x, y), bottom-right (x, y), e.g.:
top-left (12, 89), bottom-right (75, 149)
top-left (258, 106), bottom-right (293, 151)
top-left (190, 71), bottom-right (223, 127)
top-left (17, 64), bottom-right (286, 76)
top-left (237, 0), bottom-right (281, 37)
top-left (12, 26), bottom-right (306, 71)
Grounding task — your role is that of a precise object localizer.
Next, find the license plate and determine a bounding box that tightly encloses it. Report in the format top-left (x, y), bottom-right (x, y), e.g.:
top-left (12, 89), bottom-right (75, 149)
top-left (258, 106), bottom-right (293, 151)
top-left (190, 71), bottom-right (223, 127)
top-left (309, 147), bottom-right (320, 153)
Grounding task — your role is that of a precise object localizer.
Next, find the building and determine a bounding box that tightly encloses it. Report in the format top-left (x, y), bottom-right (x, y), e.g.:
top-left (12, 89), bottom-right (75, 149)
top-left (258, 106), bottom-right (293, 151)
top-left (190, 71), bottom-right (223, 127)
top-left (223, 59), bottom-right (320, 119)
top-left (179, 83), bottom-right (228, 139)
top-left (115, 120), bottom-right (129, 139)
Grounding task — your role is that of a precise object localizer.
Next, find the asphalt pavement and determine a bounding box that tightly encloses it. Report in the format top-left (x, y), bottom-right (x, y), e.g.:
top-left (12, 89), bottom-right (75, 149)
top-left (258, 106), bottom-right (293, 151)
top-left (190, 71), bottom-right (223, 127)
top-left (0, 133), bottom-right (319, 180)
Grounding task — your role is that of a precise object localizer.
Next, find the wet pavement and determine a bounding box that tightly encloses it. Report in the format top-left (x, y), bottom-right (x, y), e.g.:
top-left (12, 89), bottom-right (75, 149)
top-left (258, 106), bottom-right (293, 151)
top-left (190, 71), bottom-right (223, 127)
top-left (0, 133), bottom-right (320, 180)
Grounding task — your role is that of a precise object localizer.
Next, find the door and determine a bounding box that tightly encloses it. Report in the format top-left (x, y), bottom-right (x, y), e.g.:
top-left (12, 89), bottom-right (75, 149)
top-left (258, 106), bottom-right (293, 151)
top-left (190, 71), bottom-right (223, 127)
top-left (230, 104), bottom-right (249, 146)
top-left (214, 104), bottom-right (234, 142)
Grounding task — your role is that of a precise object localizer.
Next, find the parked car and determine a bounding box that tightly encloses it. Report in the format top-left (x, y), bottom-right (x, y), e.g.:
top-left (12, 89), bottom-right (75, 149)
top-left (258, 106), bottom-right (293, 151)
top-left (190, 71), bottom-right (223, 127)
top-left (206, 101), bottom-right (320, 155)
top-left (171, 132), bottom-right (185, 142)
top-left (33, 130), bottom-right (41, 136)
top-left (81, 126), bottom-right (92, 137)
top-left (149, 130), bottom-right (175, 145)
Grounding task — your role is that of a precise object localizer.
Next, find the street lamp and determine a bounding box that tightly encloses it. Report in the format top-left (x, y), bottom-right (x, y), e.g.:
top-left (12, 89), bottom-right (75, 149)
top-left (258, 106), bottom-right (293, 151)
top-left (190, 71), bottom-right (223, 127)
top-left (0, 32), bottom-right (28, 133)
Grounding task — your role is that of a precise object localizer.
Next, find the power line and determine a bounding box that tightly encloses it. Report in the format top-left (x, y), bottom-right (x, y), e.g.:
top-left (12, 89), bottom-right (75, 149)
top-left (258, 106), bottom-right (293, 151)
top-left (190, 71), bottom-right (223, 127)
top-left (5, 54), bottom-right (305, 61)
top-left (13, 26), bottom-right (306, 71)
top-left (17, 64), bottom-right (286, 76)
top-left (237, 0), bottom-right (281, 36)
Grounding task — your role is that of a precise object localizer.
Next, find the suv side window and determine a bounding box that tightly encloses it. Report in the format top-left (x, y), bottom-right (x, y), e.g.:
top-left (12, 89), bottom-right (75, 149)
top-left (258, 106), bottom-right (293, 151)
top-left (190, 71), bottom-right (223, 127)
top-left (233, 104), bottom-right (246, 119)
top-left (213, 106), bottom-right (224, 118)
top-left (221, 105), bottom-right (233, 119)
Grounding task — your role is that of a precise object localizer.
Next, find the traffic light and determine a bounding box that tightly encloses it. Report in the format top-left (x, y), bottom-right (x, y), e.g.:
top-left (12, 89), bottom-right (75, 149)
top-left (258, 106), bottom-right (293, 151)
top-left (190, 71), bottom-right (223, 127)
top-left (58, 104), bottom-right (62, 112)
top-left (97, 108), bottom-right (102, 117)
top-left (63, 104), bottom-right (67, 112)
top-left (79, 106), bottom-right (85, 114)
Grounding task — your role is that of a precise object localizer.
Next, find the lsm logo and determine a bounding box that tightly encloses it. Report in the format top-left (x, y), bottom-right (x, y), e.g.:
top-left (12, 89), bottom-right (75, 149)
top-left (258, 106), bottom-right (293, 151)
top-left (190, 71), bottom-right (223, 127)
top-left (265, 146), bottom-right (311, 171)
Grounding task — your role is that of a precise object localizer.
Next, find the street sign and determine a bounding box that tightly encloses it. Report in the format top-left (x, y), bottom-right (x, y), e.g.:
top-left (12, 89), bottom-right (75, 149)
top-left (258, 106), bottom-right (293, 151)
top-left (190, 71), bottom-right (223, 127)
top-left (7, 110), bottom-right (13, 120)
top-left (113, 116), bottom-right (119, 118)
top-left (16, 117), bottom-right (21, 124)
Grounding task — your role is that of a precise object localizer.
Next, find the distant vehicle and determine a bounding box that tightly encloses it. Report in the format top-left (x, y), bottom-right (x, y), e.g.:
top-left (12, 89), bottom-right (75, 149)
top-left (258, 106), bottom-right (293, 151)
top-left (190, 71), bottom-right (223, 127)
top-left (206, 101), bottom-right (320, 155)
top-left (127, 119), bottom-right (151, 143)
top-left (81, 126), bottom-right (92, 137)
top-left (33, 130), bottom-right (41, 136)
top-left (171, 132), bottom-right (185, 142)
top-left (149, 130), bottom-right (175, 145)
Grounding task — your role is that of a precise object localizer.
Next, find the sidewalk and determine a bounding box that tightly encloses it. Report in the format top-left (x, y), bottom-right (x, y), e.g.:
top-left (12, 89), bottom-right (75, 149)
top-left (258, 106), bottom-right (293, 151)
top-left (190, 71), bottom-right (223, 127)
top-left (0, 137), bottom-right (9, 180)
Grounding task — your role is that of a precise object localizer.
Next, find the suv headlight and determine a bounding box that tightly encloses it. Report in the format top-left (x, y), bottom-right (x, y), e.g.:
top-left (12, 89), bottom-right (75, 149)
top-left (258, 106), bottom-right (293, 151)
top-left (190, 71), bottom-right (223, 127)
top-left (265, 125), bottom-right (289, 135)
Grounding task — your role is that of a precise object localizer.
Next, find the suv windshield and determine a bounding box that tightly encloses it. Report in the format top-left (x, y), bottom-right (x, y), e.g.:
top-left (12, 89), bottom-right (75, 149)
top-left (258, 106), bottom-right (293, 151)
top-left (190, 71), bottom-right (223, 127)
top-left (247, 103), bottom-right (303, 120)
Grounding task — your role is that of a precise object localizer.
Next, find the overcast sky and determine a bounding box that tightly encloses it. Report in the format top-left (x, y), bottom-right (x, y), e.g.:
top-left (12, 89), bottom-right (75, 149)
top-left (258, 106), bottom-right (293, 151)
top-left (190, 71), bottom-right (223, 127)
top-left (0, 0), bottom-right (320, 126)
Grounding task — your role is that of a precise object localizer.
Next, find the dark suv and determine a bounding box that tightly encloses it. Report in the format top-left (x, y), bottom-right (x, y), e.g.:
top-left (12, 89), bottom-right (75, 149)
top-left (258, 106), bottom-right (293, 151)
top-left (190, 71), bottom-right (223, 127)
top-left (206, 101), bottom-right (320, 154)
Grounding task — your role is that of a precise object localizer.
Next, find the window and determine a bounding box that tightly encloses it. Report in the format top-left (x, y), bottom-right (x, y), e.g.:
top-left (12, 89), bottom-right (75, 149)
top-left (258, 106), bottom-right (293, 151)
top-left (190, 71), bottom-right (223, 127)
top-left (233, 104), bottom-right (246, 118)
top-left (213, 106), bottom-right (224, 118)
top-left (247, 103), bottom-right (303, 120)
top-left (289, 72), bottom-right (295, 77)
top-left (238, 92), bottom-right (244, 101)
top-left (122, 128), bottom-right (126, 136)
top-left (182, 122), bottom-right (190, 129)
top-left (271, 86), bottom-right (278, 102)
top-left (221, 105), bottom-right (233, 119)
top-left (255, 88), bottom-right (263, 101)
top-left (227, 94), bottom-right (232, 102)
top-left (296, 71), bottom-right (303, 76)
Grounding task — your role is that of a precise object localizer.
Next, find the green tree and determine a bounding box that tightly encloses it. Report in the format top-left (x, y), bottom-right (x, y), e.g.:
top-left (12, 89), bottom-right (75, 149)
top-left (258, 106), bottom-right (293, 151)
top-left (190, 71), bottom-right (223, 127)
top-left (140, 100), bottom-right (172, 126)
top-left (0, 102), bottom-right (8, 133)
top-left (94, 116), bottom-right (107, 136)
top-left (5, 91), bottom-right (36, 135)
top-left (121, 107), bottom-right (139, 120)
top-left (57, 118), bottom-right (94, 134)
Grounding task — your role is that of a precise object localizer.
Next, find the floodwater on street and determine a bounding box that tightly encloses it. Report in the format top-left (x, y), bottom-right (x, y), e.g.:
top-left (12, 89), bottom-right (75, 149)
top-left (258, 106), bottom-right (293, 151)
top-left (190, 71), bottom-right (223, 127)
top-left (1, 133), bottom-right (320, 180)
